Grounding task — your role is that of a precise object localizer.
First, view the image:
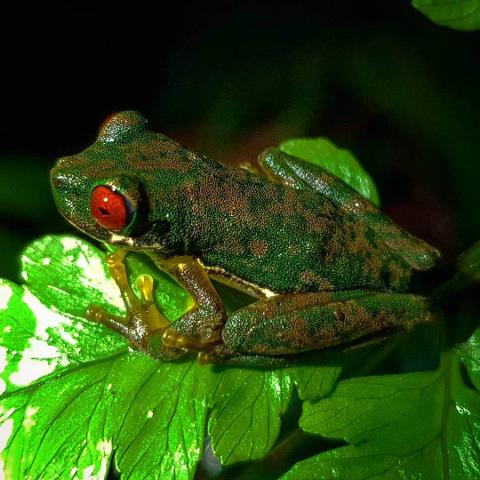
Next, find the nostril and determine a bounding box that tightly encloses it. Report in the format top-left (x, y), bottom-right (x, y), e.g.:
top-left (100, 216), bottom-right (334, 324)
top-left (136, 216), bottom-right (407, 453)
top-left (51, 175), bottom-right (65, 189)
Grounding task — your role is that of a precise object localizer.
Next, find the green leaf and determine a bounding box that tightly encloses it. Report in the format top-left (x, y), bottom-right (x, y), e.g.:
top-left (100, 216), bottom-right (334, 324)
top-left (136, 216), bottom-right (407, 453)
top-left (279, 137), bottom-right (380, 206)
top-left (0, 234), bottom-right (345, 478)
top-left (0, 236), bottom-right (214, 479)
top-left (430, 240), bottom-right (480, 301)
top-left (22, 235), bottom-right (190, 323)
top-left (288, 364), bottom-right (342, 402)
top-left (0, 344), bottom-right (213, 479)
top-left (458, 328), bottom-right (480, 391)
top-left (283, 329), bottom-right (480, 480)
top-left (459, 240), bottom-right (480, 284)
top-left (208, 369), bottom-right (292, 465)
top-left (412, 0), bottom-right (480, 31)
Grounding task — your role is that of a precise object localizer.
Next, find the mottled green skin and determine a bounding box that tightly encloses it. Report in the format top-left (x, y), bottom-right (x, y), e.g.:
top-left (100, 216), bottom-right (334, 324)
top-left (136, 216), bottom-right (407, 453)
top-left (223, 291), bottom-right (431, 355)
top-left (51, 111), bottom-right (437, 295)
top-left (51, 111), bottom-right (440, 362)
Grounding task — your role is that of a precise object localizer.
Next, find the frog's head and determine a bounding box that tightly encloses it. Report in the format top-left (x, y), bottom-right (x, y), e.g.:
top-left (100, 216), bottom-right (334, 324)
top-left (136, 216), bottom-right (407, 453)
top-left (51, 111), bottom-right (203, 252)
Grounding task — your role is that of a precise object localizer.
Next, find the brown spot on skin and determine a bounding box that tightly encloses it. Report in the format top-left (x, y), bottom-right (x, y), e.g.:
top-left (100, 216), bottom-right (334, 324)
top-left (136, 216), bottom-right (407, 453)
top-left (267, 203), bottom-right (281, 215)
top-left (298, 209), bottom-right (330, 234)
top-left (326, 302), bottom-right (373, 343)
top-left (267, 202), bottom-right (293, 216)
top-left (235, 291), bottom-right (427, 355)
top-left (193, 173), bottom-right (259, 227)
top-left (247, 293), bottom-right (329, 317)
top-left (217, 238), bottom-right (246, 256)
top-left (321, 224), bottom-right (344, 261)
top-left (250, 239), bottom-right (268, 257)
top-left (333, 309), bottom-right (346, 323)
top-left (388, 261), bottom-right (409, 289)
top-left (316, 278), bottom-right (336, 290)
top-left (284, 189), bottom-right (300, 213)
top-left (299, 271), bottom-right (335, 291)
top-left (274, 316), bottom-right (310, 349)
top-left (327, 301), bottom-right (403, 344)
top-left (288, 244), bottom-right (298, 255)
top-left (141, 140), bottom-right (180, 157)
top-left (363, 254), bottom-right (383, 284)
top-left (324, 220), bottom-right (369, 260)
top-left (347, 222), bottom-right (370, 254)
top-left (135, 141), bottom-right (195, 172)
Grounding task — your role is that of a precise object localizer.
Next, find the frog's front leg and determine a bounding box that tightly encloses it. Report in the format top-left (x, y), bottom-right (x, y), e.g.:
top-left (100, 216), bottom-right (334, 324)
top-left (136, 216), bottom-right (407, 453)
top-left (147, 253), bottom-right (228, 351)
top-left (89, 250), bottom-right (230, 359)
top-left (221, 290), bottom-right (433, 356)
top-left (86, 249), bottom-right (181, 359)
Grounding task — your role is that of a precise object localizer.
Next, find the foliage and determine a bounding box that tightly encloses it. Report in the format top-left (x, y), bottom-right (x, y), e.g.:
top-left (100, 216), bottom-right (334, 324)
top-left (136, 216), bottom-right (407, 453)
top-left (279, 138), bottom-right (380, 206)
top-left (284, 343), bottom-right (480, 479)
top-left (0, 235), bottom-right (339, 479)
top-left (1, 242), bottom-right (478, 479)
top-left (412, 0), bottom-right (480, 31)
top-left (1, 137), bottom-right (479, 479)
top-left (2, 6), bottom-right (480, 479)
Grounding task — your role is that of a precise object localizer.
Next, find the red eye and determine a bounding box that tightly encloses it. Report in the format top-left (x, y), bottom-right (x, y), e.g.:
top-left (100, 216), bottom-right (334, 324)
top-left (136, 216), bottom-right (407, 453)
top-left (90, 186), bottom-right (132, 231)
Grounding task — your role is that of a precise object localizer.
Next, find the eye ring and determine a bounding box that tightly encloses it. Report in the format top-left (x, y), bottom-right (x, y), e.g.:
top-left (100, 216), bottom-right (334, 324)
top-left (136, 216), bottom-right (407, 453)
top-left (90, 185), bottom-right (134, 231)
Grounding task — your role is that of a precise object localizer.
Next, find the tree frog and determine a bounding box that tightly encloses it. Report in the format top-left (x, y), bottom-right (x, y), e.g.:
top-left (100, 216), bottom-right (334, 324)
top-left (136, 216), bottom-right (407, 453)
top-left (50, 111), bottom-right (441, 364)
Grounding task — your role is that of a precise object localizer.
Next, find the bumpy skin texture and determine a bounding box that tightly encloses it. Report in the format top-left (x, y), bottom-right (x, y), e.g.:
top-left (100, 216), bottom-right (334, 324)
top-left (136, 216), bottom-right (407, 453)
top-left (51, 111), bottom-right (440, 362)
top-left (51, 112), bottom-right (437, 294)
top-left (224, 291), bottom-right (431, 355)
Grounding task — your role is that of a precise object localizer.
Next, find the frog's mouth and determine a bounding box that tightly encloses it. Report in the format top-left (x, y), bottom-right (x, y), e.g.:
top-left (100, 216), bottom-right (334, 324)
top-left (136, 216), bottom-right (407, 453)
top-left (60, 211), bottom-right (159, 251)
top-left (105, 230), bottom-right (172, 251)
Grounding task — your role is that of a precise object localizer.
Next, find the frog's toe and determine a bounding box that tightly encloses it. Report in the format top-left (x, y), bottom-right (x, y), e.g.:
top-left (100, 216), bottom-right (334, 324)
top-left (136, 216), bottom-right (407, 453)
top-left (162, 327), bottom-right (206, 350)
top-left (86, 304), bottom-right (132, 338)
top-left (136, 274), bottom-right (155, 303)
top-left (162, 326), bottom-right (226, 354)
top-left (86, 304), bottom-right (107, 323)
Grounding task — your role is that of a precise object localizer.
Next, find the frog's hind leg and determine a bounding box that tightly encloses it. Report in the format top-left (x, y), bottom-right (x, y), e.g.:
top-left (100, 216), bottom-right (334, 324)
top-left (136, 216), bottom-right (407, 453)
top-left (258, 148), bottom-right (440, 271)
top-left (222, 290), bottom-right (433, 356)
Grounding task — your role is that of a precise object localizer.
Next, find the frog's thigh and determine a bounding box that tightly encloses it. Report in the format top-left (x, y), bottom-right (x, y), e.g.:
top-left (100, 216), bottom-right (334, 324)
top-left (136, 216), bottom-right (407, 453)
top-left (258, 148), bottom-right (440, 271)
top-left (222, 292), bottom-right (432, 355)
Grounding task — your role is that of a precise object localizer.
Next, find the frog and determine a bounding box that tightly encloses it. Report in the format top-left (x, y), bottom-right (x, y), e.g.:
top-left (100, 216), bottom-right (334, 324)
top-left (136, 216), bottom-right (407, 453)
top-left (50, 110), bottom-right (441, 365)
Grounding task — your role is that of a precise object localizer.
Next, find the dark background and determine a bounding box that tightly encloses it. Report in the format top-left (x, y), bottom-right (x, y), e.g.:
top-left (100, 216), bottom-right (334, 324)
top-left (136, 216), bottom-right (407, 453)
top-left (1, 1), bottom-right (480, 281)
top-left (1, 4), bottom-right (480, 477)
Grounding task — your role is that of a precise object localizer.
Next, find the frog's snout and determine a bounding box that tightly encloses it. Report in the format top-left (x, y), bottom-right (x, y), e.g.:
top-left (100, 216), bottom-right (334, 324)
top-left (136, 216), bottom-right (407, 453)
top-left (50, 163), bottom-right (83, 202)
top-left (50, 163), bottom-right (71, 193)
top-left (50, 156), bottom-right (78, 191)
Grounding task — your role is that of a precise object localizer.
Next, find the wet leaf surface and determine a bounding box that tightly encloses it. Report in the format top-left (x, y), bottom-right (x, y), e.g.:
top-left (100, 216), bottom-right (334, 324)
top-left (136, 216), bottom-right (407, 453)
top-left (282, 330), bottom-right (480, 479)
top-left (0, 235), bottom-right (342, 478)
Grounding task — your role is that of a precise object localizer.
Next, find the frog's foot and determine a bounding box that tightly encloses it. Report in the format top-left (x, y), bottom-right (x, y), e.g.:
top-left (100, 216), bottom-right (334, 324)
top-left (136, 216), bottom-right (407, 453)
top-left (86, 250), bottom-right (171, 353)
top-left (162, 325), bottom-right (226, 354)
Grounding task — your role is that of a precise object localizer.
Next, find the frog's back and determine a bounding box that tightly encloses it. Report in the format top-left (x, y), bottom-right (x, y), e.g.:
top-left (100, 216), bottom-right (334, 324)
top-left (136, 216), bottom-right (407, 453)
top-left (184, 163), bottom-right (413, 294)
